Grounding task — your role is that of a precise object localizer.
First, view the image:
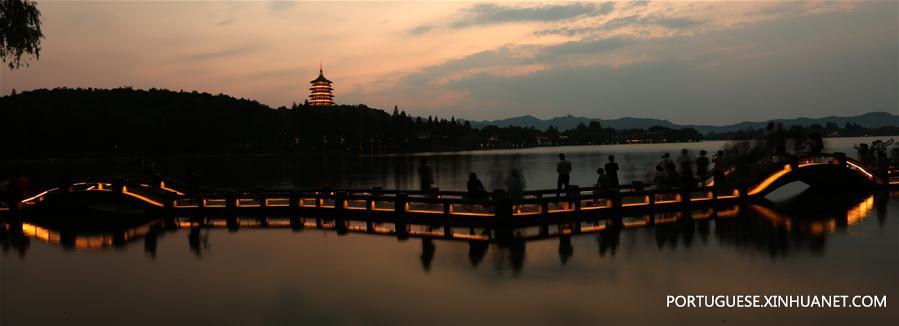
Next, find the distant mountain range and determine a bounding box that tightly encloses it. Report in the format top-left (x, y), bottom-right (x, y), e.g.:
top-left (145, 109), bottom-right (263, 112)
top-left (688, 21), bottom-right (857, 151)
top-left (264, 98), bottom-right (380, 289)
top-left (469, 111), bottom-right (899, 134)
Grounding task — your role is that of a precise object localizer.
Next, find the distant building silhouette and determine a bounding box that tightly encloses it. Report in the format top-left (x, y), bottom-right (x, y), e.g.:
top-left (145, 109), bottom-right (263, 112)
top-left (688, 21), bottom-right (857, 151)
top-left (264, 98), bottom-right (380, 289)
top-left (309, 64), bottom-right (335, 106)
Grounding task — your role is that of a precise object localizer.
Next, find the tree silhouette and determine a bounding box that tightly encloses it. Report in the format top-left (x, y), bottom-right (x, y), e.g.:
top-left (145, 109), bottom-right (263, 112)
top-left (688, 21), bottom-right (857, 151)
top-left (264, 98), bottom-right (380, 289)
top-left (0, 0), bottom-right (43, 69)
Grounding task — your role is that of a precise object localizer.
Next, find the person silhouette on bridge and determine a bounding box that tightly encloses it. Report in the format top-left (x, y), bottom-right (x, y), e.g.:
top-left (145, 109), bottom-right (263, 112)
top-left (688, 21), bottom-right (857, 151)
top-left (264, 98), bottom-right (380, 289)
top-left (593, 167), bottom-right (610, 194)
top-left (677, 149), bottom-right (695, 189)
top-left (417, 158), bottom-right (434, 194)
top-left (466, 172), bottom-right (488, 201)
top-left (556, 153), bottom-right (572, 197)
top-left (712, 150), bottom-right (728, 187)
top-left (808, 132), bottom-right (824, 155)
top-left (659, 153), bottom-right (679, 186)
top-left (604, 155), bottom-right (620, 190)
top-left (506, 169), bottom-right (526, 201)
top-left (766, 122), bottom-right (786, 159)
top-left (696, 150), bottom-right (710, 186)
top-left (652, 165), bottom-right (669, 191)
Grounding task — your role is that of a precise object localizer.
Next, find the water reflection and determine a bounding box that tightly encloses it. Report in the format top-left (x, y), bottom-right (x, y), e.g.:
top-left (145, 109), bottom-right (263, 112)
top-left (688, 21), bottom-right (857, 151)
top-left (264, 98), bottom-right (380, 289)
top-left (2, 191), bottom-right (887, 272)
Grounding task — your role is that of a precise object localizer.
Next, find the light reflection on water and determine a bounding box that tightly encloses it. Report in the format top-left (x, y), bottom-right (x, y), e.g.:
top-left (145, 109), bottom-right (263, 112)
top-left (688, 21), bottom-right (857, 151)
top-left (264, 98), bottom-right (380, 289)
top-left (1, 191), bottom-right (897, 325)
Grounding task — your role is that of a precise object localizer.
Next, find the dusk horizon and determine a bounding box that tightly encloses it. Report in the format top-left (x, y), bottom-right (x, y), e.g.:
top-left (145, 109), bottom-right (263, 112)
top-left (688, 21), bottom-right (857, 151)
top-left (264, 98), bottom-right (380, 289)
top-left (3, 1), bottom-right (897, 124)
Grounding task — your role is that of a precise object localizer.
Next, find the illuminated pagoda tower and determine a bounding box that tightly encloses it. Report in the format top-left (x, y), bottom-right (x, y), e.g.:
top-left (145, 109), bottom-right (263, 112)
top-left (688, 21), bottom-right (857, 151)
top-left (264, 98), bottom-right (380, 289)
top-left (308, 64), bottom-right (335, 106)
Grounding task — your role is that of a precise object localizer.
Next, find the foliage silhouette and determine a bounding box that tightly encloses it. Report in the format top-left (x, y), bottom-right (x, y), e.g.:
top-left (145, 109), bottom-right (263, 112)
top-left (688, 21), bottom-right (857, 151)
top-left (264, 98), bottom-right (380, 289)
top-left (0, 0), bottom-right (43, 69)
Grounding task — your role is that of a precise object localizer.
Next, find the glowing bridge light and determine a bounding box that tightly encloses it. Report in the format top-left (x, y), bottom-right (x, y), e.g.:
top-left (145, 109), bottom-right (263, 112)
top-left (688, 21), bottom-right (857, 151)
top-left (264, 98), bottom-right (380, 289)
top-left (845, 161), bottom-right (874, 180)
top-left (121, 186), bottom-right (164, 207)
top-left (159, 181), bottom-right (184, 195)
top-left (749, 164), bottom-right (792, 196)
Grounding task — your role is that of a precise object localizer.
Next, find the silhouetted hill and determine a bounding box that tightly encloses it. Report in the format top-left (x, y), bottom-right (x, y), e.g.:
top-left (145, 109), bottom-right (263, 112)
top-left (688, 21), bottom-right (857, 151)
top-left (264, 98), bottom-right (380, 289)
top-left (2, 87), bottom-right (891, 159)
top-left (472, 112), bottom-right (899, 133)
top-left (684, 112), bottom-right (899, 133)
top-left (0, 87), bottom-right (710, 159)
top-left (1, 87), bottom-right (480, 158)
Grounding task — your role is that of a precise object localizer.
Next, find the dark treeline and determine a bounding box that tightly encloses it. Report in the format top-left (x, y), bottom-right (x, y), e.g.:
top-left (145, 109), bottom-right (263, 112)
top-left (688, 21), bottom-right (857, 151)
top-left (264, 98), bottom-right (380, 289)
top-left (705, 122), bottom-right (899, 140)
top-left (1, 87), bottom-right (705, 159)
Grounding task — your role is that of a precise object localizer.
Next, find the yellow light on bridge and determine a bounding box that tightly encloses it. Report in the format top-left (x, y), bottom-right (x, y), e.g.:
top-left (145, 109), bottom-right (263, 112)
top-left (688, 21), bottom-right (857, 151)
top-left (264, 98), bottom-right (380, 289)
top-left (122, 186), bottom-right (164, 207)
top-left (749, 165), bottom-right (792, 196)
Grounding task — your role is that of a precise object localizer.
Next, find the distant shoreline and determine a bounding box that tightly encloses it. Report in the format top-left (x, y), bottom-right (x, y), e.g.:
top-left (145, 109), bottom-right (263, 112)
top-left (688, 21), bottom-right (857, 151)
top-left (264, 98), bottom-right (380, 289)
top-left (3, 135), bottom-right (894, 163)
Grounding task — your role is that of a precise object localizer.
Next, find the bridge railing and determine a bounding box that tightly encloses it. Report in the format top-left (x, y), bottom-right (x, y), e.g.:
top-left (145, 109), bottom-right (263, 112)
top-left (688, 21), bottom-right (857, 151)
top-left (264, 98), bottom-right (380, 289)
top-left (161, 182), bottom-right (747, 220)
top-left (8, 152), bottom-right (892, 216)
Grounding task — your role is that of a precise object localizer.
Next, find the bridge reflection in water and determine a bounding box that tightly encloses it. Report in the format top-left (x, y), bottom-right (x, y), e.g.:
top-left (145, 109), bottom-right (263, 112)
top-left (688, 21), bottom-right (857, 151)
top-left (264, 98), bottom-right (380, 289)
top-left (1, 191), bottom-right (888, 273)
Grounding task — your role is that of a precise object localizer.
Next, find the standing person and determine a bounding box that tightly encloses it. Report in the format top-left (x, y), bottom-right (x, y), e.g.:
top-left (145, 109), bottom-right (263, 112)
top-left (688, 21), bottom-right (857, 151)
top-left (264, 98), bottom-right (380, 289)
top-left (773, 123), bottom-right (786, 158)
top-left (695, 150), bottom-right (710, 186)
top-left (417, 158), bottom-right (434, 193)
top-left (809, 132), bottom-right (824, 155)
top-left (555, 153), bottom-right (572, 197)
top-left (604, 155), bottom-right (620, 190)
top-left (854, 143), bottom-right (869, 164)
top-left (765, 122), bottom-right (776, 158)
top-left (506, 169), bottom-right (526, 201)
top-left (677, 149), bottom-right (695, 188)
top-left (712, 150), bottom-right (728, 187)
top-left (466, 172), bottom-right (487, 200)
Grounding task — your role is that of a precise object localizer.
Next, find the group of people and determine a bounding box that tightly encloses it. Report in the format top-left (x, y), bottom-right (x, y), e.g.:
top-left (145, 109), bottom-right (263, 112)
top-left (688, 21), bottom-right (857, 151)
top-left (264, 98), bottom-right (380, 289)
top-left (652, 149), bottom-right (728, 190)
top-left (765, 122), bottom-right (825, 160)
top-left (420, 136), bottom-right (897, 203)
top-left (555, 149), bottom-right (727, 195)
top-left (556, 153), bottom-right (620, 195)
top-left (854, 138), bottom-right (896, 183)
top-left (418, 158), bottom-right (526, 202)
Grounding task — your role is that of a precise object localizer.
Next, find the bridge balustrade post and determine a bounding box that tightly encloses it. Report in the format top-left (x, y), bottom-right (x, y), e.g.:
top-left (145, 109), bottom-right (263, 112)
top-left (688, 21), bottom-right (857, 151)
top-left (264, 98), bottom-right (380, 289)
top-left (537, 193), bottom-right (549, 214)
top-left (443, 198), bottom-right (452, 215)
top-left (258, 194), bottom-right (267, 208)
top-left (164, 193), bottom-right (175, 211)
top-left (289, 191), bottom-right (299, 210)
top-left (226, 192), bottom-right (237, 210)
top-left (395, 193), bottom-right (408, 216)
top-left (370, 186), bottom-right (383, 211)
top-left (493, 190), bottom-right (512, 225)
top-left (112, 178), bottom-right (125, 194)
top-left (335, 191), bottom-right (347, 213)
top-left (394, 194), bottom-right (410, 241)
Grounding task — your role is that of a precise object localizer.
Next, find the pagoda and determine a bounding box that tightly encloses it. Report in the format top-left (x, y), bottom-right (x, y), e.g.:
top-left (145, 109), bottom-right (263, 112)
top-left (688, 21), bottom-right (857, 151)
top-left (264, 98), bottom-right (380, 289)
top-left (308, 65), bottom-right (335, 106)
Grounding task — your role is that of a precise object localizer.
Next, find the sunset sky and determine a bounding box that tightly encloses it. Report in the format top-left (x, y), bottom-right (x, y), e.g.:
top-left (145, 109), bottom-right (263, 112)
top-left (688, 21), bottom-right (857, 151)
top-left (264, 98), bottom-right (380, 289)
top-left (2, 1), bottom-right (897, 124)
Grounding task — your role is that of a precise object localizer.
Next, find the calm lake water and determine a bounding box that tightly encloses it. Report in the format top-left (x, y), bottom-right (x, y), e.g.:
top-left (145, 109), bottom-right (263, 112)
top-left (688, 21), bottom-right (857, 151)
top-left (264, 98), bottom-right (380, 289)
top-left (2, 136), bottom-right (897, 325)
